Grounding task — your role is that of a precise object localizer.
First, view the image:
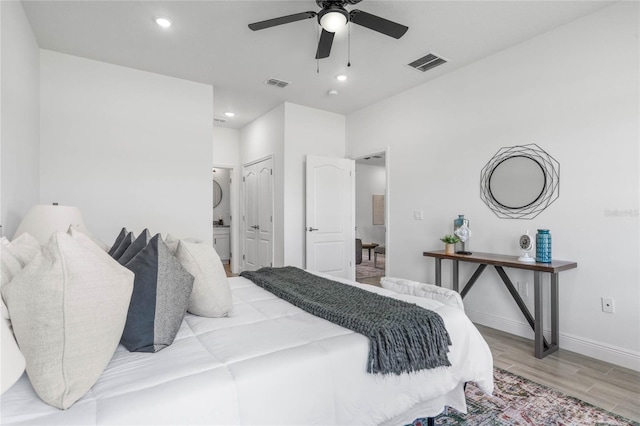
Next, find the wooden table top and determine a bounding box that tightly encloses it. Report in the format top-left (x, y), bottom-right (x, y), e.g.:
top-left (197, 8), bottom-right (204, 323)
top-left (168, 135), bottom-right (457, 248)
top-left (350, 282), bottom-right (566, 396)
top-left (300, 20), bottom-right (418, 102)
top-left (423, 250), bottom-right (577, 273)
top-left (362, 243), bottom-right (379, 249)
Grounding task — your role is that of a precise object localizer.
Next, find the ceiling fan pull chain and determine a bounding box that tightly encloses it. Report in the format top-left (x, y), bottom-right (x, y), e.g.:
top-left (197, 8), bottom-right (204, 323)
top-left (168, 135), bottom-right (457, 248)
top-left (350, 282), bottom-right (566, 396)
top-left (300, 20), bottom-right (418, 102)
top-left (347, 21), bottom-right (351, 67)
top-left (316, 25), bottom-right (320, 73)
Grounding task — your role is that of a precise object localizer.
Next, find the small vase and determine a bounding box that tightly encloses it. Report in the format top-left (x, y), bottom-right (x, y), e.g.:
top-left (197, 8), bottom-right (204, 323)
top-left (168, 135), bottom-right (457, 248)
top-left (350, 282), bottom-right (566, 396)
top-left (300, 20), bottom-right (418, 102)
top-left (445, 243), bottom-right (455, 255)
top-left (536, 229), bottom-right (552, 263)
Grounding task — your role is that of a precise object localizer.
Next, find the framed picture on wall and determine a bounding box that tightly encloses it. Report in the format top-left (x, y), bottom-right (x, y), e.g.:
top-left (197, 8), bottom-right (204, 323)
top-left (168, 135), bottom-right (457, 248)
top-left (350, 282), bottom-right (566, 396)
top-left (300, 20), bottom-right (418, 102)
top-left (372, 195), bottom-right (384, 225)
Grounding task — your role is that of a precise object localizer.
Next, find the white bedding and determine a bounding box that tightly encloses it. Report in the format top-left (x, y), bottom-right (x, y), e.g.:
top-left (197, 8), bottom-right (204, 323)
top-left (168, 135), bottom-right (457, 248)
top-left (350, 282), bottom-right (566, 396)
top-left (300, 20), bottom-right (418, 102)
top-left (1, 275), bottom-right (493, 425)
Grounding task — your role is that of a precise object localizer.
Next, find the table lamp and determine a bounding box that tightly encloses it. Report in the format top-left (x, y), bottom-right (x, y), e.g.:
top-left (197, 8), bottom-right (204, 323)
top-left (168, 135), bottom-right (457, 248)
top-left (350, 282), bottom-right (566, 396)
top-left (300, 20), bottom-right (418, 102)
top-left (13, 204), bottom-right (87, 244)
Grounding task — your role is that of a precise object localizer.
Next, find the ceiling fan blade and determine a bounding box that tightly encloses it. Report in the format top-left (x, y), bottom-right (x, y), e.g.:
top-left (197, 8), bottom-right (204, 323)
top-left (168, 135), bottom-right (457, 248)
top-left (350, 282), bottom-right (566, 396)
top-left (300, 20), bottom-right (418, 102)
top-left (349, 10), bottom-right (408, 39)
top-left (315, 29), bottom-right (335, 59)
top-left (248, 11), bottom-right (316, 31)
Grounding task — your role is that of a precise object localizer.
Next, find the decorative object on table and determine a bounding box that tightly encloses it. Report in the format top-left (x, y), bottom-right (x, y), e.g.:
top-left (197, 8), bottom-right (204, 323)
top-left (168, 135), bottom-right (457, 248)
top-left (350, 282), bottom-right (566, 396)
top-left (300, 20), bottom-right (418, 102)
top-left (440, 235), bottom-right (460, 255)
top-left (535, 229), bottom-right (552, 263)
top-left (517, 231), bottom-right (535, 263)
top-left (453, 214), bottom-right (472, 255)
top-left (480, 144), bottom-right (560, 219)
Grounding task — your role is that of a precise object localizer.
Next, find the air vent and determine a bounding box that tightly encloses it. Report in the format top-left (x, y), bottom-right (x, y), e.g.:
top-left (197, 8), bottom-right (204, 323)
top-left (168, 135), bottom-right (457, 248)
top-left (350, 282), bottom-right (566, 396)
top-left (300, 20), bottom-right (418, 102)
top-left (213, 117), bottom-right (227, 123)
top-left (407, 53), bottom-right (447, 73)
top-left (265, 78), bottom-right (290, 88)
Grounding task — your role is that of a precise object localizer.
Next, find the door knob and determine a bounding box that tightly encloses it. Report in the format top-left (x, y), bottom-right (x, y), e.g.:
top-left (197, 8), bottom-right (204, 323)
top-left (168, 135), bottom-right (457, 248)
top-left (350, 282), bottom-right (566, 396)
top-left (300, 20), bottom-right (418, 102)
top-left (251, 225), bottom-right (260, 230)
top-left (308, 227), bottom-right (319, 232)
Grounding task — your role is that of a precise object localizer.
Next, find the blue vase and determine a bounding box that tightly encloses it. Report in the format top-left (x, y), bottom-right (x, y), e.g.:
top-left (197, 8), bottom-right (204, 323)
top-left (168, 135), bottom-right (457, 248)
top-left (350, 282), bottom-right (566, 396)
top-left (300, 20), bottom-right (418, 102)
top-left (536, 229), bottom-right (552, 263)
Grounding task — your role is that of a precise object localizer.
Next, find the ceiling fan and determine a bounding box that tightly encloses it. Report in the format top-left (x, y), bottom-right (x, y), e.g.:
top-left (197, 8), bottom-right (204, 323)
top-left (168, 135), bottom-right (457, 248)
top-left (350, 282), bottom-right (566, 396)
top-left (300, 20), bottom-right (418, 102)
top-left (248, 0), bottom-right (409, 60)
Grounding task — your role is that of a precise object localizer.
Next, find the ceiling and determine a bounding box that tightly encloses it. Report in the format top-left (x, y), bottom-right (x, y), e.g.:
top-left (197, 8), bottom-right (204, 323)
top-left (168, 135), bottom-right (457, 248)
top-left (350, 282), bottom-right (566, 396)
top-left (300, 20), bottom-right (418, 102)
top-left (22, 0), bottom-right (615, 129)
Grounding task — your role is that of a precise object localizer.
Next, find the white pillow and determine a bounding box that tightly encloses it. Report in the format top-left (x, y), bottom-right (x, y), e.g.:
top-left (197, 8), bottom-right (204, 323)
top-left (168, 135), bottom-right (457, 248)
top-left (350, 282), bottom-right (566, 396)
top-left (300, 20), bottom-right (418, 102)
top-left (380, 277), bottom-right (465, 311)
top-left (1, 231), bottom-right (134, 409)
top-left (1, 317), bottom-right (25, 394)
top-left (68, 225), bottom-right (109, 252)
top-left (3, 233), bottom-right (40, 266)
top-left (1, 237), bottom-right (39, 320)
top-left (164, 233), bottom-right (179, 254)
top-left (175, 240), bottom-right (232, 317)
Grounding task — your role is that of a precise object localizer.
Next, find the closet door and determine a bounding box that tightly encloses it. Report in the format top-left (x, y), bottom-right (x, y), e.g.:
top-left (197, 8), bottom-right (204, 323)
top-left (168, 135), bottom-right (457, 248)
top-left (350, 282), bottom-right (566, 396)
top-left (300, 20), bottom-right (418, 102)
top-left (242, 157), bottom-right (273, 271)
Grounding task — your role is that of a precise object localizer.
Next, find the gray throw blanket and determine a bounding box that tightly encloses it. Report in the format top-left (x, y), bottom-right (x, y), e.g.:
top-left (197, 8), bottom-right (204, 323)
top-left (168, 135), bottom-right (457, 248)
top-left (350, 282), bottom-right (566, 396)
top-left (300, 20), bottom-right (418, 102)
top-left (240, 266), bottom-right (451, 375)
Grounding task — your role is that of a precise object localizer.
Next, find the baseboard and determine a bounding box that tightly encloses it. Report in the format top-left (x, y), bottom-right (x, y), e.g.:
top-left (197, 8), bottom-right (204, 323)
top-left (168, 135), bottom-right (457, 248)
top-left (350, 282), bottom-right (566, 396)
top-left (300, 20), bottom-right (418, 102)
top-left (466, 309), bottom-right (640, 372)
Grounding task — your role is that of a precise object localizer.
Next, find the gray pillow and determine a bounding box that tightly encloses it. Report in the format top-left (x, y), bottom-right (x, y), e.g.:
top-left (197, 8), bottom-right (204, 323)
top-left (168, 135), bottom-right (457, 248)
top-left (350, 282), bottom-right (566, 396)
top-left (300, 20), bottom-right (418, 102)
top-left (117, 229), bottom-right (151, 265)
top-left (121, 234), bottom-right (194, 352)
top-left (110, 231), bottom-right (134, 259)
top-left (107, 228), bottom-right (127, 256)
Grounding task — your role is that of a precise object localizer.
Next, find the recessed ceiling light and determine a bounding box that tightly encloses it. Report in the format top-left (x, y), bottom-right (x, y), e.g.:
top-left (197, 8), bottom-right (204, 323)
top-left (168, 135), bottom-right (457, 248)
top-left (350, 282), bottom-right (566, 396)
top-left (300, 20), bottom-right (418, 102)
top-left (336, 74), bottom-right (347, 82)
top-left (155, 17), bottom-right (172, 28)
top-left (224, 111), bottom-right (235, 118)
top-left (328, 90), bottom-right (338, 96)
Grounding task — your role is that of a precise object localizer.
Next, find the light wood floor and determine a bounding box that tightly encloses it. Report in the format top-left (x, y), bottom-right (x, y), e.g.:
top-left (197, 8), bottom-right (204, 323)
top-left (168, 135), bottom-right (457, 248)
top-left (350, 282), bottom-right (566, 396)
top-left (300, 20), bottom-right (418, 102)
top-left (229, 267), bottom-right (640, 422)
top-left (479, 324), bottom-right (640, 423)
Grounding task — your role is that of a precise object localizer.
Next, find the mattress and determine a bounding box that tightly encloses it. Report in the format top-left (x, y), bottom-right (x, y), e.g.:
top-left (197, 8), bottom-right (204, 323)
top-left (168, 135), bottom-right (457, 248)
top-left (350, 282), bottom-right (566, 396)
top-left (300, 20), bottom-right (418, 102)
top-left (1, 275), bottom-right (493, 425)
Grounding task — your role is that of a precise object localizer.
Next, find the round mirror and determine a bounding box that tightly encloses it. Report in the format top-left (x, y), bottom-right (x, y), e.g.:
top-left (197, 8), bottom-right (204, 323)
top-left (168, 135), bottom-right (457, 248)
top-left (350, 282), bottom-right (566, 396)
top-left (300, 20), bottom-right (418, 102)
top-left (489, 156), bottom-right (546, 209)
top-left (213, 180), bottom-right (222, 208)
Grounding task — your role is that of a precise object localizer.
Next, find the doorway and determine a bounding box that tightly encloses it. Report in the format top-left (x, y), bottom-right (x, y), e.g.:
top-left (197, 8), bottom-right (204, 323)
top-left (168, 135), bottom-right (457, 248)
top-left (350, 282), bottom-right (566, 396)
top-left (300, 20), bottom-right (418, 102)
top-left (212, 167), bottom-right (232, 266)
top-left (354, 152), bottom-right (387, 286)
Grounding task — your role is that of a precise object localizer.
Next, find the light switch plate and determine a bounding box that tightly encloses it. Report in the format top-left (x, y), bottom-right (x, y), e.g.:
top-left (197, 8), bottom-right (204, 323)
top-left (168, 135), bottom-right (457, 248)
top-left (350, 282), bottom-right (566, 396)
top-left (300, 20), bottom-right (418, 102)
top-left (414, 210), bottom-right (424, 220)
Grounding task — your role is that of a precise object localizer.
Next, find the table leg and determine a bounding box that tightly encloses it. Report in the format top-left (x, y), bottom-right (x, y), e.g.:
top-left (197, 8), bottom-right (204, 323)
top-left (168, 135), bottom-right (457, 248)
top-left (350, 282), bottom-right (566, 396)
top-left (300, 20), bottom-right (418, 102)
top-left (368, 248), bottom-right (372, 260)
top-left (452, 260), bottom-right (459, 293)
top-left (435, 258), bottom-right (442, 287)
top-left (551, 273), bottom-right (559, 348)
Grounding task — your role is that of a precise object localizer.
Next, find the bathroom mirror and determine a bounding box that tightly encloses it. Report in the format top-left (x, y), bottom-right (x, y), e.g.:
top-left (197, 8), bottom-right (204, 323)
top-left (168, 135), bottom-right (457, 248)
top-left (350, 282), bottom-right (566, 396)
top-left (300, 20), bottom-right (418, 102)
top-left (480, 144), bottom-right (560, 219)
top-left (213, 180), bottom-right (223, 208)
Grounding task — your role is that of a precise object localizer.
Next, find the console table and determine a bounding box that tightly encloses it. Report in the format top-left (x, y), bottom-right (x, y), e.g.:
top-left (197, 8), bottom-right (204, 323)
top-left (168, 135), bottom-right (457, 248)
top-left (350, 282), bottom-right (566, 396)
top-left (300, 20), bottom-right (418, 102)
top-left (423, 250), bottom-right (577, 359)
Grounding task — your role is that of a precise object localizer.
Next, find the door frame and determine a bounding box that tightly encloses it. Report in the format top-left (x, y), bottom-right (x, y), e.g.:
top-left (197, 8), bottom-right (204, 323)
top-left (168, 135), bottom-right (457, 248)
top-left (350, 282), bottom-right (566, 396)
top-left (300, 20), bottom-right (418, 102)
top-left (212, 164), bottom-right (238, 273)
top-left (240, 154), bottom-right (275, 272)
top-left (350, 147), bottom-right (390, 276)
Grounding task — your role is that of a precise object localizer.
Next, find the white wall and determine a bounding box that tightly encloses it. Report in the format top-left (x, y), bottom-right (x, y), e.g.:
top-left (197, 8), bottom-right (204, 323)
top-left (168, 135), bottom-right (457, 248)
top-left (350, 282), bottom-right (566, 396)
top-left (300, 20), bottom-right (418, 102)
top-left (355, 163), bottom-right (386, 246)
top-left (40, 50), bottom-right (214, 245)
top-left (283, 103), bottom-right (345, 268)
top-left (213, 126), bottom-right (240, 272)
top-left (239, 102), bottom-right (345, 269)
top-left (1, 1), bottom-right (40, 238)
top-left (346, 2), bottom-right (639, 370)
top-left (240, 104), bottom-right (285, 266)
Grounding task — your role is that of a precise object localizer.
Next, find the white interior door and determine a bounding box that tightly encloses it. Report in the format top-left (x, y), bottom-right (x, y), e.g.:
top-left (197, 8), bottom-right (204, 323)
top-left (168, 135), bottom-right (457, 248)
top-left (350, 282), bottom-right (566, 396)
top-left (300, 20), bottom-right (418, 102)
top-left (242, 157), bottom-right (273, 271)
top-left (257, 160), bottom-right (273, 268)
top-left (242, 167), bottom-right (258, 271)
top-left (305, 155), bottom-right (355, 280)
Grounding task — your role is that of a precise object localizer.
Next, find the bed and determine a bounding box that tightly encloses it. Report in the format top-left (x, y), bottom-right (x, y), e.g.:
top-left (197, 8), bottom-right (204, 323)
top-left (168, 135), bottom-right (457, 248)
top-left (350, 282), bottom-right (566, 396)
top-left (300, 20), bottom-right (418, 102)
top-left (1, 270), bottom-right (493, 426)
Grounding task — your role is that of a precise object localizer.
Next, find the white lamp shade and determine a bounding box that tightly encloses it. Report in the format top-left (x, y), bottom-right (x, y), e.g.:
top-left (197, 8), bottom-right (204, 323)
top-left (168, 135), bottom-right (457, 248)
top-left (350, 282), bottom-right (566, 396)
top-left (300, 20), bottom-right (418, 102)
top-left (320, 11), bottom-right (347, 32)
top-left (13, 205), bottom-right (87, 244)
top-left (1, 319), bottom-right (26, 394)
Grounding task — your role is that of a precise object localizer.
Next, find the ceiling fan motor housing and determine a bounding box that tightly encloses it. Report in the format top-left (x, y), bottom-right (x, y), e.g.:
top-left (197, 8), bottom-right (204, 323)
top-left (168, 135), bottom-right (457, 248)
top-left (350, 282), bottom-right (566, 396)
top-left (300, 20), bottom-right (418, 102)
top-left (317, 5), bottom-right (350, 31)
top-left (315, 0), bottom-right (363, 8)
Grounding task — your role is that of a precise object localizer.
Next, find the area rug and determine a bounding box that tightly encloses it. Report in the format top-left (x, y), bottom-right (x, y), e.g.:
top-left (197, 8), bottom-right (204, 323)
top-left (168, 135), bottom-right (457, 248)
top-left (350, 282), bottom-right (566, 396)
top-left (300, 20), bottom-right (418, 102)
top-left (410, 368), bottom-right (638, 426)
top-left (356, 252), bottom-right (385, 279)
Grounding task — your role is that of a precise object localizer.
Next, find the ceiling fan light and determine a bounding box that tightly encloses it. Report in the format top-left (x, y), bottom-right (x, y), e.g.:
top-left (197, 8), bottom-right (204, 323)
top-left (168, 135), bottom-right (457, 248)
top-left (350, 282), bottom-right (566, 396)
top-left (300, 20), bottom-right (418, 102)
top-left (319, 10), bottom-right (348, 33)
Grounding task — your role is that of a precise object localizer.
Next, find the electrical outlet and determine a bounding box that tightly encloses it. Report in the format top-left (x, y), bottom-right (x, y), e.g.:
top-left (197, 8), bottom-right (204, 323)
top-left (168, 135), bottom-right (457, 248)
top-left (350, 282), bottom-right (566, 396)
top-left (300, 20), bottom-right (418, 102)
top-left (602, 297), bottom-right (615, 313)
top-left (413, 210), bottom-right (424, 220)
top-left (517, 281), bottom-right (529, 297)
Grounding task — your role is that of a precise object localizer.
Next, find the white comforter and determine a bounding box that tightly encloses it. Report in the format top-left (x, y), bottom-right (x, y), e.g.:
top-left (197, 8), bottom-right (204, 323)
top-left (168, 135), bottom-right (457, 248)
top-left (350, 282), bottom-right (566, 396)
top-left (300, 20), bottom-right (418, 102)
top-left (1, 275), bottom-right (493, 425)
